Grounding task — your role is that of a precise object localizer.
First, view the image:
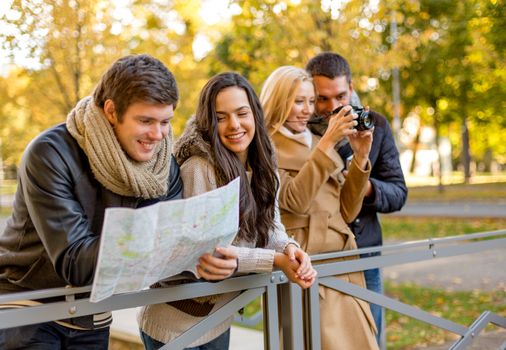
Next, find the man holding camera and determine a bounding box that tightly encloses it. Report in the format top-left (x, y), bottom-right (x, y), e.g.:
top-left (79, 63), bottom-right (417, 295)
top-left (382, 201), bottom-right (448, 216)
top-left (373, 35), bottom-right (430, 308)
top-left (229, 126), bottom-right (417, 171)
top-left (306, 52), bottom-right (408, 346)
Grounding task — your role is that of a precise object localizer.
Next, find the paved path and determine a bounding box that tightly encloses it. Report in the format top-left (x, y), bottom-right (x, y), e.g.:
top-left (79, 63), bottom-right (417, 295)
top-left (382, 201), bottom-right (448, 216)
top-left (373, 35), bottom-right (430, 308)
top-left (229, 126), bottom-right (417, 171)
top-left (392, 201), bottom-right (506, 218)
top-left (383, 245), bottom-right (505, 292)
top-left (415, 329), bottom-right (506, 350)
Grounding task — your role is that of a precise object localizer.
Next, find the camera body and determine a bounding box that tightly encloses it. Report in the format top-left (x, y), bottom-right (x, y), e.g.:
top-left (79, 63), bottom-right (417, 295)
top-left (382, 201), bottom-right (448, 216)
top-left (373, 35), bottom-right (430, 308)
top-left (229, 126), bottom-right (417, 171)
top-left (332, 105), bottom-right (374, 131)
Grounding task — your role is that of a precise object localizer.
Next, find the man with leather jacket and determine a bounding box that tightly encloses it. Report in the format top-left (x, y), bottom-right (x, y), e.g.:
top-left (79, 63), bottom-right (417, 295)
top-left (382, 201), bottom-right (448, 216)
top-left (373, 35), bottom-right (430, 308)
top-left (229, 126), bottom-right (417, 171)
top-left (306, 52), bottom-right (408, 347)
top-left (0, 54), bottom-right (183, 349)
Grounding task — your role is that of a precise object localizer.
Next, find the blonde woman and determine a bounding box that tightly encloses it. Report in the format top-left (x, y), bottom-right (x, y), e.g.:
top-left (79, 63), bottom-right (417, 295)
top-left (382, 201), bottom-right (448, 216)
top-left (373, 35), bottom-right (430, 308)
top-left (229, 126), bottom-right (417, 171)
top-left (260, 66), bottom-right (378, 350)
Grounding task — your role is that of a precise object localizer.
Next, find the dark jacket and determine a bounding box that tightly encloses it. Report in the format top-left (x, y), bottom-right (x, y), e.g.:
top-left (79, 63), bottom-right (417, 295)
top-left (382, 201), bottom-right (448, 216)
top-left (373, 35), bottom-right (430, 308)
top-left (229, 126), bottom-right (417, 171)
top-left (337, 111), bottom-right (407, 247)
top-left (0, 123), bottom-right (183, 294)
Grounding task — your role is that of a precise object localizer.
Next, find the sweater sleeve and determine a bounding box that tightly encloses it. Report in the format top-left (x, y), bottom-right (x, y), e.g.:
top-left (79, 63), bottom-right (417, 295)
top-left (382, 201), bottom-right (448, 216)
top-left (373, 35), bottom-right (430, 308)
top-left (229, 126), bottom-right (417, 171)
top-left (265, 187), bottom-right (300, 252)
top-left (179, 156), bottom-right (217, 198)
top-left (234, 246), bottom-right (275, 274)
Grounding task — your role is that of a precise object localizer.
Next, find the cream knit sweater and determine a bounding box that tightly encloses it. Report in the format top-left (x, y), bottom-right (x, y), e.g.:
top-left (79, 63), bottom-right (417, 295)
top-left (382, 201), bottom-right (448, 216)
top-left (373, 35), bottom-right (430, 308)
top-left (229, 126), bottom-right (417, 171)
top-left (138, 156), bottom-right (297, 347)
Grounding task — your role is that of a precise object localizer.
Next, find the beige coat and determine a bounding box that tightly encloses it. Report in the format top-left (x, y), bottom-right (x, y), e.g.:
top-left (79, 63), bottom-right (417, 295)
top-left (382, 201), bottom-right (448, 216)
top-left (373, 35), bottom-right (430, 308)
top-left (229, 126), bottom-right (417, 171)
top-left (272, 131), bottom-right (379, 350)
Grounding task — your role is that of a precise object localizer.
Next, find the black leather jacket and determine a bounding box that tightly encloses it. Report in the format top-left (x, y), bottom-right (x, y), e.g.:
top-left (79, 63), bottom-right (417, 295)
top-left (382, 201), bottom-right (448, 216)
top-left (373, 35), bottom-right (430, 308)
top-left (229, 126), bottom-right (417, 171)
top-left (0, 123), bottom-right (183, 294)
top-left (337, 111), bottom-right (407, 248)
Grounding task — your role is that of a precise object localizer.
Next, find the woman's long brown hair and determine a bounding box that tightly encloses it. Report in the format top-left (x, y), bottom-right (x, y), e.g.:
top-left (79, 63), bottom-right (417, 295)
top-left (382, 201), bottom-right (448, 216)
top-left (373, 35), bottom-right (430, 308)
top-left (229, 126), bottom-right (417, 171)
top-left (195, 72), bottom-right (278, 247)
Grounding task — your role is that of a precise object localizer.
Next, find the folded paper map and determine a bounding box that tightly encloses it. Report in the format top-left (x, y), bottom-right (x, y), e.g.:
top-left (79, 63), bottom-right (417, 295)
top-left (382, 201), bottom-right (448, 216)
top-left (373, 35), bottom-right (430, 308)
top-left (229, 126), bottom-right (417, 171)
top-left (90, 177), bottom-right (240, 302)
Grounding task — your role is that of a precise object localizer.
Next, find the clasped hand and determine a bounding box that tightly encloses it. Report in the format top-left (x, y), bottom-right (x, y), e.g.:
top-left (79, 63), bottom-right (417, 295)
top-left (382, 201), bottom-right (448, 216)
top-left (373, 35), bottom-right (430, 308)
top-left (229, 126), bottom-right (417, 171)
top-left (276, 243), bottom-right (317, 289)
top-left (196, 245), bottom-right (317, 289)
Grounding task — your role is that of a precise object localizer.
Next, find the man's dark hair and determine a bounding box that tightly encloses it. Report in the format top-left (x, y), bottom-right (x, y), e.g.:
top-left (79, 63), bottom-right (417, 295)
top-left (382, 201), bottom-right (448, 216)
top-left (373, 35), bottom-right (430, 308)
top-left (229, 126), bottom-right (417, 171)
top-left (93, 54), bottom-right (179, 120)
top-left (305, 52), bottom-right (352, 83)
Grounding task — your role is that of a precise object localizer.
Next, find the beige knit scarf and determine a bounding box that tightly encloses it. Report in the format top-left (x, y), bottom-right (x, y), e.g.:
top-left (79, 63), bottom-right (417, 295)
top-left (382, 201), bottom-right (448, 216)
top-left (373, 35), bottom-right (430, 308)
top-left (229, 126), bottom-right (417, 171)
top-left (66, 96), bottom-right (171, 199)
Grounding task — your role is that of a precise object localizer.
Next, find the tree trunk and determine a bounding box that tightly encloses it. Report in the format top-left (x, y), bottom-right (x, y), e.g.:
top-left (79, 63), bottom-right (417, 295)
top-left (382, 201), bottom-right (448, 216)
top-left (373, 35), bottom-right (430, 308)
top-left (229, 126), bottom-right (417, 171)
top-left (409, 127), bottom-right (421, 174)
top-left (433, 111), bottom-right (444, 192)
top-left (461, 117), bottom-right (471, 183)
top-left (430, 95), bottom-right (444, 192)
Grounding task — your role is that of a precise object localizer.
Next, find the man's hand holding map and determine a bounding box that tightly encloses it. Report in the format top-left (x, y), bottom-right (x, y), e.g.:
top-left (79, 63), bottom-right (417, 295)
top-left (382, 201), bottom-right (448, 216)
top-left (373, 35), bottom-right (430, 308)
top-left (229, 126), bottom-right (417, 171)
top-left (90, 177), bottom-right (240, 302)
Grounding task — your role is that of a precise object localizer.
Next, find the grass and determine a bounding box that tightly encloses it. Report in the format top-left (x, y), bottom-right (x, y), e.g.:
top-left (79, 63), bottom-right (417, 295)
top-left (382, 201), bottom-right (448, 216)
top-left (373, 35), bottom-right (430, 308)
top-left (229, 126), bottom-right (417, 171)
top-left (407, 181), bottom-right (506, 202)
top-left (238, 297), bottom-right (263, 331)
top-left (385, 282), bottom-right (506, 350)
top-left (0, 207), bottom-right (11, 217)
top-left (0, 179), bottom-right (16, 218)
top-left (381, 216), bottom-right (506, 241)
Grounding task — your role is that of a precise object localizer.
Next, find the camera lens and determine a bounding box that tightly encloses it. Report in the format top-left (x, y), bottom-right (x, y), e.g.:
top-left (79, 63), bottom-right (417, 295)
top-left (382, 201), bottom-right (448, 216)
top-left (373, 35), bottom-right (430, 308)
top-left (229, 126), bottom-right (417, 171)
top-left (355, 109), bottom-right (374, 131)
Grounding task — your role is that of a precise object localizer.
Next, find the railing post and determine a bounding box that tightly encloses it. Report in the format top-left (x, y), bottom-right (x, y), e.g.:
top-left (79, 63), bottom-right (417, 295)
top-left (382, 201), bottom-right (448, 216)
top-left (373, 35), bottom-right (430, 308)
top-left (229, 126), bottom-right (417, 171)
top-left (279, 281), bottom-right (304, 350)
top-left (305, 282), bottom-right (321, 350)
top-left (263, 281), bottom-right (280, 349)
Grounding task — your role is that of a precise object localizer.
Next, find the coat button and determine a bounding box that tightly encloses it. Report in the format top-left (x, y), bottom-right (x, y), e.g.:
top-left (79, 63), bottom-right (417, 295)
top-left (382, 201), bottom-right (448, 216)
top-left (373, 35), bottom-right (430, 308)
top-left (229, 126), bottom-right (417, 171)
top-left (355, 218), bottom-right (361, 224)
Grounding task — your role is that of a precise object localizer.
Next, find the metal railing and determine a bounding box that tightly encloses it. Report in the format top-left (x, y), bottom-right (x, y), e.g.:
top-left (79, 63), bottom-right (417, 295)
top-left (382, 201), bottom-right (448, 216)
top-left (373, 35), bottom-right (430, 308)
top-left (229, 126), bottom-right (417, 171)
top-left (1, 229), bottom-right (505, 350)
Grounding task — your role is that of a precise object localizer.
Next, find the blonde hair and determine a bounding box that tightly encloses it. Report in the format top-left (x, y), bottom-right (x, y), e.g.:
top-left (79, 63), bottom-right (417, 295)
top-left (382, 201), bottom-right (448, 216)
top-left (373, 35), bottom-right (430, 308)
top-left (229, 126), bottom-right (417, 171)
top-left (260, 66), bottom-right (314, 135)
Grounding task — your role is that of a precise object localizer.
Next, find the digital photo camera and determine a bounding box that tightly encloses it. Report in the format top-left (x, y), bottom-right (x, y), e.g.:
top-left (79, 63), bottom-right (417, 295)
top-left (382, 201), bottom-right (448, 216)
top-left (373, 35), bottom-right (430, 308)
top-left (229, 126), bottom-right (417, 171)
top-left (331, 105), bottom-right (374, 131)
top-left (308, 105), bottom-right (374, 131)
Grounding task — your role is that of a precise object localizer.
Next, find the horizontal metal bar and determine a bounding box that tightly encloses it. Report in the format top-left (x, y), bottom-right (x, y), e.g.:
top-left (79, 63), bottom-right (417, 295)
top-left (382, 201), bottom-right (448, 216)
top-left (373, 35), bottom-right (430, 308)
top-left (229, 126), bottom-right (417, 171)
top-left (315, 237), bottom-right (506, 277)
top-left (0, 285), bottom-right (92, 304)
top-left (311, 229), bottom-right (506, 262)
top-left (0, 233), bottom-right (503, 350)
top-left (1, 232), bottom-right (503, 305)
top-left (0, 271), bottom-right (285, 329)
top-left (319, 277), bottom-right (468, 335)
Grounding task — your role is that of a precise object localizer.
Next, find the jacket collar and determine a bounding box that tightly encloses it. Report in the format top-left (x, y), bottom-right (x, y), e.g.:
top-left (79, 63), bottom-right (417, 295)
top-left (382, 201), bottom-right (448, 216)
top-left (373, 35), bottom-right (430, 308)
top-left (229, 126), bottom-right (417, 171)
top-left (174, 116), bottom-right (214, 167)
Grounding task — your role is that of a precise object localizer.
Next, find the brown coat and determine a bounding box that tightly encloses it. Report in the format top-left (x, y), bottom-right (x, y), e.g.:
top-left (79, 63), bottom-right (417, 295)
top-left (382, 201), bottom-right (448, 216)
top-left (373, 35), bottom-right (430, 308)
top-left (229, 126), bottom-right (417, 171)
top-left (272, 131), bottom-right (379, 350)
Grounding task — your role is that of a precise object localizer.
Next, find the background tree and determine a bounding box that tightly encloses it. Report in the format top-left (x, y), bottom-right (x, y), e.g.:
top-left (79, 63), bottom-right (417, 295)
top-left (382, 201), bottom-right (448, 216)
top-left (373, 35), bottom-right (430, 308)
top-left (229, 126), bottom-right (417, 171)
top-left (0, 0), bottom-right (211, 161)
top-left (0, 0), bottom-right (504, 181)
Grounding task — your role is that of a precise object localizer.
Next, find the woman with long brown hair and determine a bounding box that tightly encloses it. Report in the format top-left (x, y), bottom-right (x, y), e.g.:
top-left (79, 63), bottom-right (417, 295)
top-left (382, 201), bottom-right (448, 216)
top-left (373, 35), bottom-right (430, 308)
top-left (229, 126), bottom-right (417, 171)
top-left (138, 72), bottom-right (316, 350)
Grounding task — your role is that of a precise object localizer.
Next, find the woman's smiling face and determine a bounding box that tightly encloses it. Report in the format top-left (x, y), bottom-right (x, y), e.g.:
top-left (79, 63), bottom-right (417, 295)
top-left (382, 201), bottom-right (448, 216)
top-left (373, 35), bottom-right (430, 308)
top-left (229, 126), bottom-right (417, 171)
top-left (215, 86), bottom-right (256, 165)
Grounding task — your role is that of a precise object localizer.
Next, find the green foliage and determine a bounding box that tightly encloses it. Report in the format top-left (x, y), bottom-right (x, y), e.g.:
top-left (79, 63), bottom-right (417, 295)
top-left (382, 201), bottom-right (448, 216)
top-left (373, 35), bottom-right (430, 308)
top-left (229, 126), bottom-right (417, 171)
top-left (0, 0), bottom-right (504, 174)
top-left (237, 295), bottom-right (264, 331)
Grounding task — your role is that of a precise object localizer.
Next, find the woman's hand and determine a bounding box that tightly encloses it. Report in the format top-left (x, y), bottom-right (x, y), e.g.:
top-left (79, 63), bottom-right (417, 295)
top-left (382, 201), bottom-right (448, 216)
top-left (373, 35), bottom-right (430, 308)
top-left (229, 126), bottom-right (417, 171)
top-left (196, 246), bottom-right (238, 281)
top-left (284, 244), bottom-right (315, 281)
top-left (274, 252), bottom-right (317, 289)
top-left (317, 105), bottom-right (356, 154)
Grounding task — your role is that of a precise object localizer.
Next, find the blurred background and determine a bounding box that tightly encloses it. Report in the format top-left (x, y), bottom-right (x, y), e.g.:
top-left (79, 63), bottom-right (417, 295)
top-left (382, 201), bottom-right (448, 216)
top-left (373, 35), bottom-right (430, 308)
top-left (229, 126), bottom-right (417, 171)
top-left (0, 1), bottom-right (505, 349)
top-left (0, 0), bottom-right (505, 186)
